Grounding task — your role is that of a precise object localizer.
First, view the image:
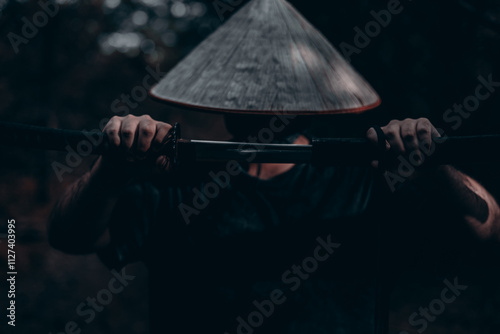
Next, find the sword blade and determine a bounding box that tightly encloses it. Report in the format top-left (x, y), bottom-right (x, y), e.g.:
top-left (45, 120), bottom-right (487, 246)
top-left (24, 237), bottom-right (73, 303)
top-left (178, 139), bottom-right (313, 163)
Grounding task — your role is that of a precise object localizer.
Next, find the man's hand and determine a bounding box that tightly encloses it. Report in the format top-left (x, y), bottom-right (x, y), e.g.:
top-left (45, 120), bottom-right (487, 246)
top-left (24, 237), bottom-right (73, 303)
top-left (366, 118), bottom-right (500, 240)
top-left (100, 114), bottom-right (173, 179)
top-left (366, 118), bottom-right (441, 173)
top-left (48, 114), bottom-right (173, 253)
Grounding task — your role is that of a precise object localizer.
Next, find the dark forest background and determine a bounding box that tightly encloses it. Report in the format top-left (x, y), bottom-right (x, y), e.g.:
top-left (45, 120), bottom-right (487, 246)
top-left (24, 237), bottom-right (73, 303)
top-left (1, 0), bottom-right (500, 333)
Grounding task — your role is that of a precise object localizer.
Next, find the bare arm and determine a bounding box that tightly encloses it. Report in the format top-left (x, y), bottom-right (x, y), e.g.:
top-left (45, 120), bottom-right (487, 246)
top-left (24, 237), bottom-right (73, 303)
top-left (48, 157), bottom-right (125, 253)
top-left (416, 165), bottom-right (500, 240)
top-left (48, 115), bottom-right (172, 254)
top-left (366, 118), bottom-right (500, 241)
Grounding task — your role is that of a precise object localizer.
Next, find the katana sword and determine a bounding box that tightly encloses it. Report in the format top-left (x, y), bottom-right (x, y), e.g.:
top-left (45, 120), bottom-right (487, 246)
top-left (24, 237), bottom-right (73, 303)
top-left (1, 121), bottom-right (500, 165)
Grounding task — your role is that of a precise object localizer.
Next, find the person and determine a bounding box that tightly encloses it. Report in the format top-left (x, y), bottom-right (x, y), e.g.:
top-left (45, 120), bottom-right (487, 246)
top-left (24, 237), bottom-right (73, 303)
top-left (48, 113), bottom-right (500, 334)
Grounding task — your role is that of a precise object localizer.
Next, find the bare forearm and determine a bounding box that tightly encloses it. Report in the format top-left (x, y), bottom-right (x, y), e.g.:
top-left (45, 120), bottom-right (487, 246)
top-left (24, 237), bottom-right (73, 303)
top-left (48, 157), bottom-right (126, 253)
top-left (417, 165), bottom-right (500, 240)
top-left (365, 118), bottom-right (500, 241)
top-left (48, 115), bottom-right (173, 253)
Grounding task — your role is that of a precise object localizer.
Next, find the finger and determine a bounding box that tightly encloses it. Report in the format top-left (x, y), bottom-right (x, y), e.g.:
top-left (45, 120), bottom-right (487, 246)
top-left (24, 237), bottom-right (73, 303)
top-left (400, 119), bottom-right (419, 151)
top-left (103, 116), bottom-right (122, 148)
top-left (400, 119), bottom-right (422, 163)
top-left (135, 117), bottom-right (156, 157)
top-left (155, 155), bottom-right (171, 173)
top-left (415, 118), bottom-right (432, 151)
top-left (431, 126), bottom-right (441, 138)
top-left (120, 116), bottom-right (140, 151)
top-left (401, 119), bottom-right (423, 166)
top-left (152, 122), bottom-right (173, 151)
top-left (366, 127), bottom-right (378, 145)
top-left (366, 127), bottom-right (390, 150)
top-left (383, 122), bottom-right (405, 154)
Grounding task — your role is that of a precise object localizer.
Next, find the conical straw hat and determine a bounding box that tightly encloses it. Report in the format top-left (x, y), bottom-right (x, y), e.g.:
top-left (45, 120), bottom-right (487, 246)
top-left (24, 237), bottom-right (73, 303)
top-left (150, 0), bottom-right (380, 115)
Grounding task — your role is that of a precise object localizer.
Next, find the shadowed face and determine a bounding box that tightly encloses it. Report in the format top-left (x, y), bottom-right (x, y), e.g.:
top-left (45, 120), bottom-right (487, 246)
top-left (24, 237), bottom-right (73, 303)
top-left (223, 114), bottom-right (311, 143)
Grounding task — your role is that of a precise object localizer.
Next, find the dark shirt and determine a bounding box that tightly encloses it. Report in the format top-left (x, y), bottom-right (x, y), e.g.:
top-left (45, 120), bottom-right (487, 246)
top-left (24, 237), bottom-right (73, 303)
top-left (98, 162), bottom-right (387, 334)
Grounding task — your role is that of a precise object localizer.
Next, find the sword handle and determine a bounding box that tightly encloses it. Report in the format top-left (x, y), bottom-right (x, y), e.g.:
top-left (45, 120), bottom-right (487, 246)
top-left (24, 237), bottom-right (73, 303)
top-left (0, 121), bottom-right (180, 162)
top-left (0, 121), bottom-right (108, 154)
top-left (312, 134), bottom-right (500, 166)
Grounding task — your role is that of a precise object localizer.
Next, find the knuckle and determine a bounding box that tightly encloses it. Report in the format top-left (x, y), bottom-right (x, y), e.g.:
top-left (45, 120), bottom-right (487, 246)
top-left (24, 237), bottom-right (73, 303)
top-left (403, 133), bottom-right (415, 142)
top-left (401, 121), bottom-right (414, 129)
top-left (385, 125), bottom-right (398, 134)
top-left (401, 125), bottom-right (415, 136)
top-left (158, 122), bottom-right (171, 129)
top-left (385, 131), bottom-right (395, 139)
top-left (121, 115), bottom-right (136, 124)
top-left (416, 128), bottom-right (430, 136)
top-left (142, 114), bottom-right (153, 120)
top-left (141, 127), bottom-right (155, 137)
top-left (121, 129), bottom-right (134, 138)
top-left (143, 125), bottom-right (155, 134)
top-left (104, 117), bottom-right (119, 129)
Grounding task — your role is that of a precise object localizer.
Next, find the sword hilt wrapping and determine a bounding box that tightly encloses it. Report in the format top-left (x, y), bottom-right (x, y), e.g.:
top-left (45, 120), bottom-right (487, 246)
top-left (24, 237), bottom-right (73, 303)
top-left (312, 135), bottom-right (500, 166)
top-left (0, 121), bottom-right (108, 154)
